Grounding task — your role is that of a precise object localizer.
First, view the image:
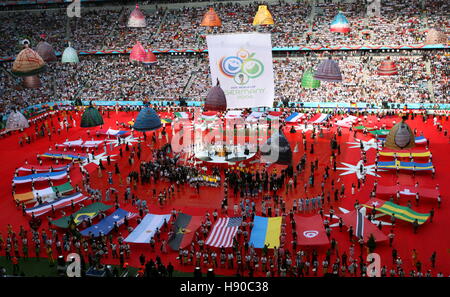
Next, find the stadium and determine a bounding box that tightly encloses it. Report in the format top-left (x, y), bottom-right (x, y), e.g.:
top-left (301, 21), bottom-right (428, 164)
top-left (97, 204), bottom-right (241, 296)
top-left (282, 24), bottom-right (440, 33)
top-left (0, 0), bottom-right (449, 283)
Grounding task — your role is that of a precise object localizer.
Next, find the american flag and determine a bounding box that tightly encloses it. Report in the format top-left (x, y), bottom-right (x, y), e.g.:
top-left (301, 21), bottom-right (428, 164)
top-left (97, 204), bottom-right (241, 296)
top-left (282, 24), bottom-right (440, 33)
top-left (205, 217), bottom-right (242, 248)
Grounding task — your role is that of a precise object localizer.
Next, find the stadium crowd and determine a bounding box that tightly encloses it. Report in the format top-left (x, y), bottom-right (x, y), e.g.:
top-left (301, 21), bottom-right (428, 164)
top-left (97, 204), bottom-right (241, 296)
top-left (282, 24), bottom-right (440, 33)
top-left (0, 0), bottom-right (448, 57)
top-left (1, 50), bottom-right (448, 117)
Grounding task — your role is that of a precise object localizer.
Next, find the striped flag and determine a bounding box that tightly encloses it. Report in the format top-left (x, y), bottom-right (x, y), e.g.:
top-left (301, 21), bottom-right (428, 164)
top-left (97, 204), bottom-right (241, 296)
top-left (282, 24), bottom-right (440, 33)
top-left (18, 164), bottom-right (70, 173)
top-left (415, 136), bottom-right (427, 144)
top-left (363, 198), bottom-right (430, 224)
top-left (13, 171), bottom-right (68, 184)
top-left (38, 152), bottom-right (87, 161)
top-left (25, 192), bottom-right (88, 217)
top-left (356, 207), bottom-right (366, 238)
top-left (124, 214), bottom-right (171, 243)
top-left (309, 113), bottom-right (330, 124)
top-left (202, 113), bottom-right (218, 121)
top-left (14, 182), bottom-right (74, 203)
top-left (249, 216), bottom-right (282, 248)
top-left (174, 112), bottom-right (189, 119)
top-left (266, 111), bottom-right (282, 121)
top-left (205, 217), bottom-right (242, 248)
top-left (246, 111), bottom-right (263, 122)
top-left (379, 136), bottom-right (427, 145)
top-left (225, 110), bottom-right (242, 119)
top-left (285, 112), bottom-right (304, 123)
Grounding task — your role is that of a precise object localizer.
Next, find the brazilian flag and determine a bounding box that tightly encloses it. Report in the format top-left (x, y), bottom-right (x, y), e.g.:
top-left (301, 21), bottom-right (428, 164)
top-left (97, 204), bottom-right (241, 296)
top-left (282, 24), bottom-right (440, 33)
top-left (51, 202), bottom-right (112, 228)
top-left (168, 213), bottom-right (202, 251)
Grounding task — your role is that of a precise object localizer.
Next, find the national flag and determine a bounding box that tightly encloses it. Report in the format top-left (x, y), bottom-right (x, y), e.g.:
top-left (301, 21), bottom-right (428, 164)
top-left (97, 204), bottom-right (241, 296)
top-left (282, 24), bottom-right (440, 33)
top-left (14, 182), bottom-right (74, 203)
top-left (13, 171), bottom-right (68, 185)
top-left (246, 111), bottom-right (264, 122)
top-left (80, 208), bottom-right (136, 237)
top-left (51, 202), bottom-right (112, 228)
top-left (295, 214), bottom-right (329, 245)
top-left (84, 140), bottom-right (105, 147)
top-left (168, 213), bottom-right (202, 250)
top-left (124, 213), bottom-right (171, 243)
top-left (202, 111), bottom-right (218, 121)
top-left (336, 115), bottom-right (358, 128)
top-left (415, 136), bottom-right (427, 144)
top-left (376, 185), bottom-right (439, 200)
top-left (174, 112), bottom-right (189, 119)
top-left (56, 139), bottom-right (104, 148)
top-left (308, 113), bottom-right (330, 124)
top-left (38, 152), bottom-right (87, 161)
top-left (285, 112), bottom-right (304, 123)
top-left (266, 111), bottom-right (282, 121)
top-left (205, 217), bottom-right (242, 248)
top-left (355, 207), bottom-right (366, 238)
top-left (98, 128), bottom-right (129, 136)
top-left (363, 198), bottom-right (430, 224)
top-left (249, 216), bottom-right (282, 249)
top-left (369, 129), bottom-right (390, 136)
top-left (57, 139), bottom-right (83, 147)
top-left (339, 210), bottom-right (388, 242)
top-left (25, 192), bottom-right (88, 217)
top-left (378, 149), bottom-right (430, 158)
top-left (376, 161), bottom-right (434, 171)
top-left (18, 164), bottom-right (70, 173)
top-left (225, 110), bottom-right (242, 119)
top-left (379, 136), bottom-right (427, 144)
top-left (354, 125), bottom-right (375, 131)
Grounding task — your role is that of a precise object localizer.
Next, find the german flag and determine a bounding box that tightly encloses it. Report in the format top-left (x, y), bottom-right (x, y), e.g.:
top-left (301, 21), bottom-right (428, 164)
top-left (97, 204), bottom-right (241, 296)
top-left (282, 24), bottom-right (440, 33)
top-left (168, 213), bottom-right (202, 251)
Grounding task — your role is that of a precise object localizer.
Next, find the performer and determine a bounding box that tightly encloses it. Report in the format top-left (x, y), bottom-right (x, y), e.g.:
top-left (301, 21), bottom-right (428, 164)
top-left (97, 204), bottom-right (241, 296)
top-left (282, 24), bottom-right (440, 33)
top-left (290, 126), bottom-right (296, 134)
top-left (244, 145), bottom-right (250, 156)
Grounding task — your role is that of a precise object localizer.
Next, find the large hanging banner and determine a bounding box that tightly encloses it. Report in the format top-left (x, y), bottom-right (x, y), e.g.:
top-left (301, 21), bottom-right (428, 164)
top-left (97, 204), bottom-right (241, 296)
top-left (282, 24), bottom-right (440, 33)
top-left (206, 33), bottom-right (275, 109)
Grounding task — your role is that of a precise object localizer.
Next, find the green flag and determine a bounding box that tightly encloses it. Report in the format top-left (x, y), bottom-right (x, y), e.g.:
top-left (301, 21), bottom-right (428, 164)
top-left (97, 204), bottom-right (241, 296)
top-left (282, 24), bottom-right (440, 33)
top-left (51, 202), bottom-right (112, 228)
top-left (52, 182), bottom-right (73, 194)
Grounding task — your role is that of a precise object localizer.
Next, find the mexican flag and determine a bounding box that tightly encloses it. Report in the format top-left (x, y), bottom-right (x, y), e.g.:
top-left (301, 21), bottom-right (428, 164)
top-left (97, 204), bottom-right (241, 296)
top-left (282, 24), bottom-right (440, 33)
top-left (174, 112), bottom-right (189, 119)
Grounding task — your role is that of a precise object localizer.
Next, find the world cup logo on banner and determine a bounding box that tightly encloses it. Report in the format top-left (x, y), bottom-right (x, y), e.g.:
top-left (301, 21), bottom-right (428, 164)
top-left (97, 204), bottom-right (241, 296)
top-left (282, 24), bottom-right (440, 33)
top-left (219, 49), bottom-right (264, 85)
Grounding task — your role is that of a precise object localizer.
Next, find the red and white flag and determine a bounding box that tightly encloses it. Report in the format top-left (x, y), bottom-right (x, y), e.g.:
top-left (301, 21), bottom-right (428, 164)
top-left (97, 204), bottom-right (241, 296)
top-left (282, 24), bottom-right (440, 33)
top-left (205, 217), bottom-right (242, 248)
top-left (295, 215), bottom-right (330, 246)
top-left (340, 210), bottom-right (388, 242)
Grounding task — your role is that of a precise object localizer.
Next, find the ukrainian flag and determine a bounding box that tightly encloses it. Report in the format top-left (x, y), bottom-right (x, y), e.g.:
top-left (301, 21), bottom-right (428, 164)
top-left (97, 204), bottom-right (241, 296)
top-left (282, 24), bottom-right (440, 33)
top-left (249, 216), bottom-right (282, 249)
